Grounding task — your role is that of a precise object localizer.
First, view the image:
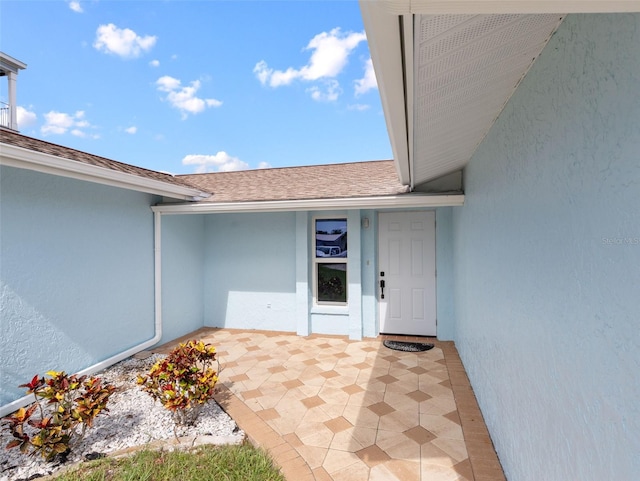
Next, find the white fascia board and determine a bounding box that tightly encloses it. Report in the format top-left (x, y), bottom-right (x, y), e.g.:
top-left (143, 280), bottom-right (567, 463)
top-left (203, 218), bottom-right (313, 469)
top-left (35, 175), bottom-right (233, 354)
top-left (151, 194), bottom-right (465, 215)
top-left (374, 0), bottom-right (640, 14)
top-left (359, 1), bottom-right (411, 186)
top-left (0, 143), bottom-right (209, 201)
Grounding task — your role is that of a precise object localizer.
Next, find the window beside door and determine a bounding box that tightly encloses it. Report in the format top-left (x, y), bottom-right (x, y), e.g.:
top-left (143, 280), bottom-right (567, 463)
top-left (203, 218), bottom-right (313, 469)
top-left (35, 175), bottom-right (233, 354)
top-left (314, 218), bottom-right (347, 304)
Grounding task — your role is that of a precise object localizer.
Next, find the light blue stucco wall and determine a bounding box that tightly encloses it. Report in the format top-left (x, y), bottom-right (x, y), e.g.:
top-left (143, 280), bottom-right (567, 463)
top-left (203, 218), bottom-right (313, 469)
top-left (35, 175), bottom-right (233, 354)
top-left (435, 207), bottom-right (455, 341)
top-left (451, 14), bottom-right (640, 481)
top-left (0, 166), bottom-right (157, 406)
top-left (203, 212), bottom-right (298, 332)
top-left (160, 214), bottom-right (205, 344)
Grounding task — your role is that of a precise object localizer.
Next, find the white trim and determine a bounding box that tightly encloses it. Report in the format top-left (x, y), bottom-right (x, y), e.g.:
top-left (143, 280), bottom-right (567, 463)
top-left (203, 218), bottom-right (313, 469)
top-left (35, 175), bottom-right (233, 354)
top-left (313, 216), bottom-right (349, 307)
top-left (372, 0), bottom-right (640, 14)
top-left (152, 194), bottom-right (464, 215)
top-left (403, 14), bottom-right (415, 190)
top-left (360, 1), bottom-right (411, 185)
top-left (0, 213), bottom-right (164, 418)
top-left (0, 143), bottom-right (209, 201)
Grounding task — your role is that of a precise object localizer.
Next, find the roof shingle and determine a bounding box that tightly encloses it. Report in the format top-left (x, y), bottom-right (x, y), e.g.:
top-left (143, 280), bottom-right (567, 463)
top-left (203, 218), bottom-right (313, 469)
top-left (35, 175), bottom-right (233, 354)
top-left (178, 160), bottom-right (408, 203)
top-left (0, 128), bottom-right (203, 192)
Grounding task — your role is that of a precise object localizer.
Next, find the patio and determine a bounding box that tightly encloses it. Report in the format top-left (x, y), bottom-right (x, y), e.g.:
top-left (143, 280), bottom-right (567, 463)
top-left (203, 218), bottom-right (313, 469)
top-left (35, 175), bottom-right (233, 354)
top-left (153, 328), bottom-right (505, 481)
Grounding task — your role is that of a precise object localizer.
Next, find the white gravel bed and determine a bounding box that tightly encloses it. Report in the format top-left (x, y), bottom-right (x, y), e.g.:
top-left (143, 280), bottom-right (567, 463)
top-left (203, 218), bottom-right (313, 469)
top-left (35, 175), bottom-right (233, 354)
top-left (0, 354), bottom-right (244, 481)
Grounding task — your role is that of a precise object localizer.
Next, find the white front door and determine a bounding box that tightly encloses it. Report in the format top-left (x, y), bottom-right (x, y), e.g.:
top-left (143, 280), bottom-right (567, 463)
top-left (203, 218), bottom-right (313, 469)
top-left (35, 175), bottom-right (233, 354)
top-left (378, 211), bottom-right (436, 336)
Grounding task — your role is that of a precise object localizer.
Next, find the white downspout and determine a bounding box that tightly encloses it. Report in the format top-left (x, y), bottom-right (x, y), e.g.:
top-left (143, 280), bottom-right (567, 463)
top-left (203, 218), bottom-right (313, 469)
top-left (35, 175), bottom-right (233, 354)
top-left (0, 211), bottom-right (163, 418)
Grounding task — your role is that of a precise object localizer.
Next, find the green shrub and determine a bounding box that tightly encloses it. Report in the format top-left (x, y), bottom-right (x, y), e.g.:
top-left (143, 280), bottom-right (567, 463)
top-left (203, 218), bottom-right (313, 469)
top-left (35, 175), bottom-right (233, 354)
top-left (1, 371), bottom-right (115, 461)
top-left (137, 340), bottom-right (219, 426)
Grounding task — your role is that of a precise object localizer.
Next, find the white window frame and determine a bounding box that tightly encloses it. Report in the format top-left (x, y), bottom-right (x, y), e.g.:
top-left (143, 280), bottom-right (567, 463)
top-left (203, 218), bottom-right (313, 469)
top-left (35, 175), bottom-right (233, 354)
top-left (313, 216), bottom-right (348, 306)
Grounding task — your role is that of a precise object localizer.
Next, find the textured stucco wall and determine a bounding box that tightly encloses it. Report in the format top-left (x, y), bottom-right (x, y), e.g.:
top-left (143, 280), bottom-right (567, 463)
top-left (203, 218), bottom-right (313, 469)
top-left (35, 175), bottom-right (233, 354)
top-left (452, 14), bottom-right (640, 481)
top-left (0, 166), bottom-right (157, 406)
top-left (160, 214), bottom-right (206, 344)
top-left (435, 207), bottom-right (455, 341)
top-left (203, 212), bottom-right (297, 332)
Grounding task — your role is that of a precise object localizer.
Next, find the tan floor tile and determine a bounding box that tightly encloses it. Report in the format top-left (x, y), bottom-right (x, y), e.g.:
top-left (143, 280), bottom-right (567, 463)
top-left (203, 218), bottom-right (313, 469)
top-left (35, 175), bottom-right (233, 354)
top-left (376, 430), bottom-right (421, 461)
top-left (342, 403), bottom-right (381, 430)
top-left (367, 401), bottom-right (395, 417)
top-left (257, 408), bottom-right (280, 421)
top-left (312, 466), bottom-right (333, 481)
top-left (420, 414), bottom-right (464, 440)
top-left (377, 408), bottom-right (419, 433)
top-left (431, 437), bottom-right (469, 463)
top-left (325, 416), bottom-right (352, 434)
top-left (282, 378), bottom-right (304, 390)
top-left (328, 459), bottom-right (370, 481)
top-left (295, 444), bottom-right (328, 469)
top-left (296, 421), bottom-right (335, 449)
top-left (242, 388), bottom-right (263, 400)
top-left (404, 425), bottom-right (437, 445)
top-left (302, 395), bottom-right (326, 409)
top-left (329, 426), bottom-right (377, 452)
top-left (342, 384), bottom-right (364, 395)
top-left (346, 389), bottom-right (385, 408)
top-left (318, 384), bottom-right (350, 405)
top-left (420, 394), bottom-right (457, 416)
top-left (421, 460), bottom-right (469, 481)
top-left (383, 390), bottom-right (420, 412)
top-left (388, 459), bottom-right (421, 481)
top-left (322, 449), bottom-right (362, 474)
top-left (355, 444), bottom-right (391, 467)
top-left (166, 329), bottom-right (506, 481)
top-left (421, 442), bottom-right (458, 467)
top-left (283, 432), bottom-right (303, 448)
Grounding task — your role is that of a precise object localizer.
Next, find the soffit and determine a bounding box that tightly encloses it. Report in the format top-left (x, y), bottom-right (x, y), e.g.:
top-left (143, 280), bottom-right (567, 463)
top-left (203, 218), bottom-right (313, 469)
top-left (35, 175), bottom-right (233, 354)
top-left (411, 13), bottom-right (564, 184)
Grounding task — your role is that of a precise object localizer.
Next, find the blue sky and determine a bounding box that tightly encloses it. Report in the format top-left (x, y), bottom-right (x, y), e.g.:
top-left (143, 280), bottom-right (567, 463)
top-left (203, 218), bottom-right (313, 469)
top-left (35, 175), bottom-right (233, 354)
top-left (1, 0), bottom-right (392, 174)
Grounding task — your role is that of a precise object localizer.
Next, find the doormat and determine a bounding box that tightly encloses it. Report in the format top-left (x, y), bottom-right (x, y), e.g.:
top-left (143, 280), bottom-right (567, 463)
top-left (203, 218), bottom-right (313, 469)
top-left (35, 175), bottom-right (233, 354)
top-left (383, 340), bottom-right (434, 352)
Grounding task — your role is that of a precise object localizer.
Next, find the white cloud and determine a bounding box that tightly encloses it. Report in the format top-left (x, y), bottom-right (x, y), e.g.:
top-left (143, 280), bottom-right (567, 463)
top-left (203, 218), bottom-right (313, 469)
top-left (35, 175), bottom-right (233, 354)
top-left (156, 75), bottom-right (222, 119)
top-left (258, 162), bottom-right (272, 169)
top-left (69, 1), bottom-right (83, 13)
top-left (125, 126), bottom-right (137, 134)
top-left (347, 103), bottom-right (371, 111)
top-left (254, 27), bottom-right (366, 101)
top-left (94, 23), bottom-right (157, 59)
top-left (17, 106), bottom-right (37, 128)
top-left (182, 152), bottom-right (249, 173)
top-left (41, 110), bottom-right (98, 138)
top-left (149, 59), bottom-right (160, 67)
top-left (354, 57), bottom-right (377, 96)
top-left (307, 80), bottom-right (342, 102)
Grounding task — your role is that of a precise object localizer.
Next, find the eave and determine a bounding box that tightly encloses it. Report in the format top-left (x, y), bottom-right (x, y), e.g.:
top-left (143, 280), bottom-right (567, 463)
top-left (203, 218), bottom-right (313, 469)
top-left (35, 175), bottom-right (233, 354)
top-left (152, 193), bottom-right (464, 215)
top-left (360, 0), bottom-right (640, 188)
top-left (0, 143), bottom-right (210, 201)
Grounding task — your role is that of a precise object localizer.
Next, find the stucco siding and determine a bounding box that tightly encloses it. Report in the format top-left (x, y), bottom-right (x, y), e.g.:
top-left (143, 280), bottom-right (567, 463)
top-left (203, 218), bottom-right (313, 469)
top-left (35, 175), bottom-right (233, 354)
top-left (160, 214), bottom-right (206, 344)
top-left (0, 166), bottom-right (157, 406)
top-left (435, 207), bottom-right (455, 341)
top-left (203, 213), bottom-right (297, 332)
top-left (452, 14), bottom-right (640, 481)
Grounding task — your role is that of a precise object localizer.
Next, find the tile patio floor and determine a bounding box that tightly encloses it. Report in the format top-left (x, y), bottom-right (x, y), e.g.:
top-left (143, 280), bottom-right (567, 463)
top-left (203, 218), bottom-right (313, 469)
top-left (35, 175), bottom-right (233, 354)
top-left (153, 328), bottom-right (505, 481)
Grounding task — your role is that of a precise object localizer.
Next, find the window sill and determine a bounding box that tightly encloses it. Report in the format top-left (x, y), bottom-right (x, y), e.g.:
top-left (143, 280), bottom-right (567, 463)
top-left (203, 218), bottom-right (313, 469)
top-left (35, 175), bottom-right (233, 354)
top-left (311, 305), bottom-right (349, 315)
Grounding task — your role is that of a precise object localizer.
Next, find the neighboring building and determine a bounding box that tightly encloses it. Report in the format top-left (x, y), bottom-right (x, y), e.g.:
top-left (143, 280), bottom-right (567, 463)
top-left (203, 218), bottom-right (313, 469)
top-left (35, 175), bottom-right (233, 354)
top-left (2, 3), bottom-right (640, 479)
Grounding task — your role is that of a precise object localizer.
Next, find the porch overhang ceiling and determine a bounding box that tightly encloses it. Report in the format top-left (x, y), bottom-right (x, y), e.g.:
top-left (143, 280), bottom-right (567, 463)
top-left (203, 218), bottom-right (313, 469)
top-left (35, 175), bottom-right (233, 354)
top-left (152, 193), bottom-right (464, 215)
top-left (360, 0), bottom-right (640, 188)
top-left (0, 143), bottom-right (210, 201)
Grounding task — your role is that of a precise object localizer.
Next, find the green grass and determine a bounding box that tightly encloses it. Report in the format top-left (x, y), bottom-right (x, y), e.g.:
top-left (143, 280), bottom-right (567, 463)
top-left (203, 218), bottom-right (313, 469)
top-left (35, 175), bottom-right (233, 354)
top-left (52, 443), bottom-right (285, 481)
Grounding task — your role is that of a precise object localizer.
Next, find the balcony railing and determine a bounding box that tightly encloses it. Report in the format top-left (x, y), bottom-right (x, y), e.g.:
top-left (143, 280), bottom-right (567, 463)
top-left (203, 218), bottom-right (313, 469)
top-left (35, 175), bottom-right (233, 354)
top-left (0, 101), bottom-right (9, 129)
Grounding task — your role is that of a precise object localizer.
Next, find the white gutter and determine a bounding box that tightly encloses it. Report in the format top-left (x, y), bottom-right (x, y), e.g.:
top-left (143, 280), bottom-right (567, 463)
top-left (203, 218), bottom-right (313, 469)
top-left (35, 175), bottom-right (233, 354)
top-left (374, 0), bottom-right (640, 14)
top-left (0, 212), bottom-right (164, 418)
top-left (152, 193), bottom-right (465, 215)
top-left (0, 143), bottom-right (209, 201)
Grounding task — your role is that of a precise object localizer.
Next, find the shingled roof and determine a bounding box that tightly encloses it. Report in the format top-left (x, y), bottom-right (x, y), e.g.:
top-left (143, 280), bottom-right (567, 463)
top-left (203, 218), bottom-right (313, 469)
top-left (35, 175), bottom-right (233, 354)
top-left (0, 128), bottom-right (204, 193)
top-left (178, 160), bottom-right (409, 203)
